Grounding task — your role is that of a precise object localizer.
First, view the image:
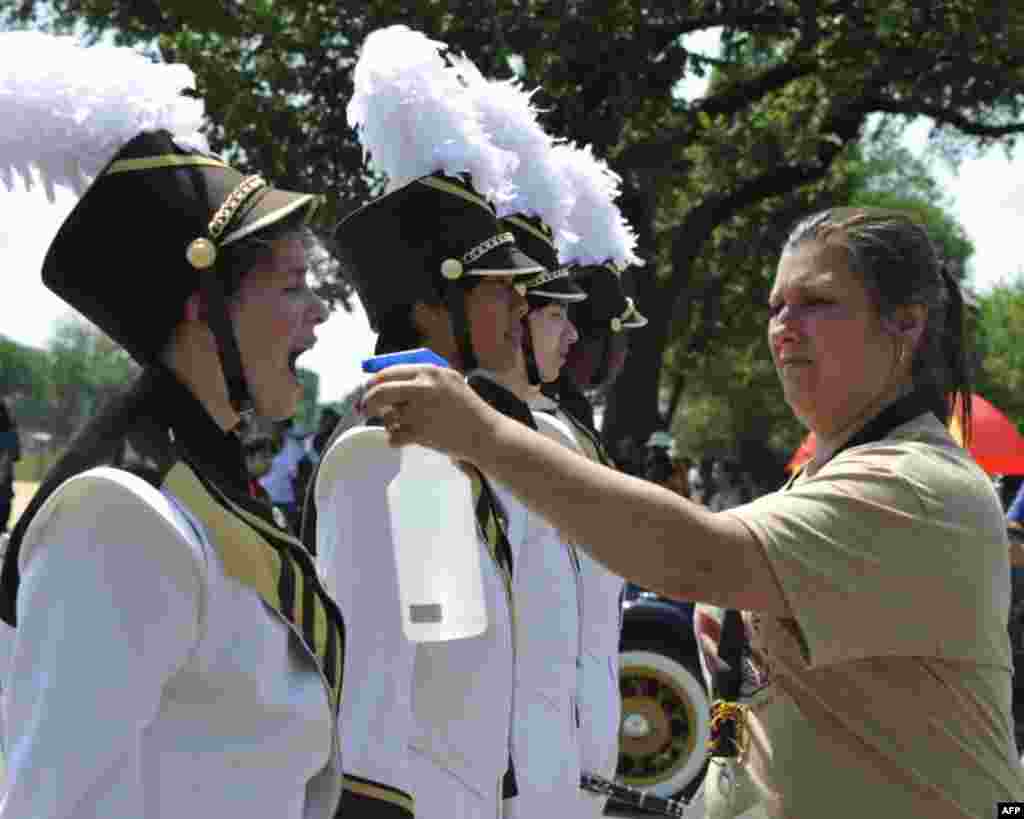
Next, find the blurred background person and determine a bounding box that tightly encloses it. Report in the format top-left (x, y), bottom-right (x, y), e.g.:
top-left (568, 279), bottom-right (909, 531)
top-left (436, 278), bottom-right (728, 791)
top-left (708, 457), bottom-right (753, 512)
top-left (258, 418), bottom-right (305, 533)
top-left (644, 430), bottom-right (676, 487)
top-left (0, 401), bottom-right (20, 537)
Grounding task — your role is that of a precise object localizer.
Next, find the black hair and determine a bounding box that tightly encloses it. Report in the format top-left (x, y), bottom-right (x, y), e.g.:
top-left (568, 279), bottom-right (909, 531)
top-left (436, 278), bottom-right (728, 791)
top-left (373, 276), bottom-right (484, 357)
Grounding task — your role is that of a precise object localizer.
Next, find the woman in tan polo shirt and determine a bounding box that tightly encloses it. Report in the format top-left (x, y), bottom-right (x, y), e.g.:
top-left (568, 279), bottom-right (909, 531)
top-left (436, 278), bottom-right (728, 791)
top-left (361, 207), bottom-right (1024, 817)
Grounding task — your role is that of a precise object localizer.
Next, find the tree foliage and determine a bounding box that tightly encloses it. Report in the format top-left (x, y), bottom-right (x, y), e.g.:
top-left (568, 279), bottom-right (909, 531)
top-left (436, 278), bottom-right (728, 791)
top-left (974, 275), bottom-right (1024, 433)
top-left (0, 313), bottom-right (138, 444)
top-left (5, 0), bottom-right (1023, 459)
top-left (45, 313), bottom-right (140, 441)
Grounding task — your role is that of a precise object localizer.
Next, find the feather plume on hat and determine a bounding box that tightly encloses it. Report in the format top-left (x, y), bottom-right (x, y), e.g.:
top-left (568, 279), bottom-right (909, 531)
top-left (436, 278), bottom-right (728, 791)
top-left (448, 53), bottom-right (575, 243)
top-left (346, 25), bottom-right (518, 206)
top-left (551, 141), bottom-right (642, 269)
top-left (0, 31), bottom-right (206, 202)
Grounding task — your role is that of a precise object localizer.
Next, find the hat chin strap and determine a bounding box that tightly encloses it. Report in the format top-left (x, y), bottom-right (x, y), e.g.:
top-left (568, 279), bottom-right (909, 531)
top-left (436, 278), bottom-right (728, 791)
top-left (201, 270), bottom-right (254, 422)
top-left (590, 331), bottom-right (612, 388)
top-left (521, 315), bottom-right (542, 386)
top-left (445, 283), bottom-right (479, 373)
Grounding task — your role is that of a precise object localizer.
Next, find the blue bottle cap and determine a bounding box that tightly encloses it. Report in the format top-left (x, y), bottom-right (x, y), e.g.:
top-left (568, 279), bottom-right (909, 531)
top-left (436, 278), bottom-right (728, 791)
top-left (362, 348), bottom-right (451, 373)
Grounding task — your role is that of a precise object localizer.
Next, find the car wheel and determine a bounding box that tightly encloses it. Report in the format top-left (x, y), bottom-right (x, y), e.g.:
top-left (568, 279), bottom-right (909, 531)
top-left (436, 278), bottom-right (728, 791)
top-left (617, 646), bottom-right (710, 799)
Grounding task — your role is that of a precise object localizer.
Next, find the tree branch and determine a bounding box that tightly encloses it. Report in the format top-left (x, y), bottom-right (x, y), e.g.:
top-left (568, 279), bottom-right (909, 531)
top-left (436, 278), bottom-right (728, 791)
top-left (868, 99), bottom-right (1024, 140)
top-left (663, 101), bottom-right (870, 311)
top-left (618, 54), bottom-right (818, 169)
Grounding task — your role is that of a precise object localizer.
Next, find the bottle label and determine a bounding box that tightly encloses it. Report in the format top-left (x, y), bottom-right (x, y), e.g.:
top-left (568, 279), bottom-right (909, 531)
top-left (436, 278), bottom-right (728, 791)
top-left (409, 603), bottom-right (444, 624)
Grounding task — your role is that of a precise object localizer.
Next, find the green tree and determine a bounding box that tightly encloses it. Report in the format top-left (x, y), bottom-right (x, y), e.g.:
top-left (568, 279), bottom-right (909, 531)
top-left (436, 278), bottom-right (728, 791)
top-left (7, 0), bottom-right (1023, 455)
top-left (974, 275), bottom-right (1024, 432)
top-left (294, 367), bottom-right (320, 432)
top-left (0, 335), bottom-right (53, 433)
top-left (46, 312), bottom-right (140, 442)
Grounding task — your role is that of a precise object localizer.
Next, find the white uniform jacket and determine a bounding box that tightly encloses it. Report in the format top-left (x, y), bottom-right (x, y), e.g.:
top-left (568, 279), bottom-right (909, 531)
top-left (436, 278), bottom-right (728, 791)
top-left (534, 402), bottom-right (625, 818)
top-left (2, 467), bottom-right (342, 819)
top-left (501, 410), bottom-right (586, 819)
top-left (316, 425), bottom-right (521, 819)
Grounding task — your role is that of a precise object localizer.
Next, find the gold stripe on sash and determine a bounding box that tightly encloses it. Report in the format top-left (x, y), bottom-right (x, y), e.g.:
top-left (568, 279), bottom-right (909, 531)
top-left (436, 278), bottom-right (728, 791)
top-left (343, 775), bottom-right (415, 815)
top-left (163, 461), bottom-right (344, 713)
top-left (559, 409), bottom-right (613, 467)
top-left (164, 462), bottom-right (283, 606)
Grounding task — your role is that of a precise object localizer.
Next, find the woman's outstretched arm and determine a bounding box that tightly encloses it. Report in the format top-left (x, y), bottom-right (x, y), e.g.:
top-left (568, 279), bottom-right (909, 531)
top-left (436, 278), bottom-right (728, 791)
top-left (361, 364), bottom-right (788, 615)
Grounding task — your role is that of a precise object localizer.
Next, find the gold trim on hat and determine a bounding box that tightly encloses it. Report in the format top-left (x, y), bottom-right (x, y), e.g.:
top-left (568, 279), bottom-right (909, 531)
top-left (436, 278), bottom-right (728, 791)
top-left (441, 232), bottom-right (501, 279)
top-left (505, 214), bottom-right (555, 248)
top-left (417, 175), bottom-right (493, 213)
top-left (208, 175), bottom-right (268, 241)
top-left (613, 297), bottom-right (647, 332)
top-left (105, 154), bottom-right (229, 175)
top-left (464, 232), bottom-right (515, 265)
top-left (520, 265), bottom-right (573, 290)
top-left (528, 286), bottom-right (587, 303)
top-left (221, 194), bottom-right (322, 246)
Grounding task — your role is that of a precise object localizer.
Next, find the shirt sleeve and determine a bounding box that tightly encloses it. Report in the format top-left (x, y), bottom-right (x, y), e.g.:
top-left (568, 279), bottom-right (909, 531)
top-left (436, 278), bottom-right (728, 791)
top-left (727, 443), bottom-right (1010, 670)
top-left (3, 469), bottom-right (203, 818)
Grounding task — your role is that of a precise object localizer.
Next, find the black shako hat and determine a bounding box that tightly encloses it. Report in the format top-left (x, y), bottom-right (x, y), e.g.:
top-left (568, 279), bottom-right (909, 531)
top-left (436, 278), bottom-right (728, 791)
top-left (334, 173), bottom-right (544, 333)
top-left (500, 213), bottom-right (586, 386)
top-left (563, 262), bottom-right (648, 389)
top-left (42, 130), bottom-right (322, 379)
top-left (502, 214), bottom-right (586, 304)
top-left (570, 262), bottom-right (647, 336)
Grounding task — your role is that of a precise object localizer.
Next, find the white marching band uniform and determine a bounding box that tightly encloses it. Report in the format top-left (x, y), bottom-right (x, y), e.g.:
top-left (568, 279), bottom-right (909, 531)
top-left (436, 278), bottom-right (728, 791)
top-left (503, 409), bottom-right (587, 819)
top-left (4, 467), bottom-right (343, 819)
top-left (315, 418), bottom-right (525, 819)
top-left (531, 399), bottom-right (626, 819)
top-left (0, 31), bottom-right (344, 818)
top-left (576, 553), bottom-right (626, 815)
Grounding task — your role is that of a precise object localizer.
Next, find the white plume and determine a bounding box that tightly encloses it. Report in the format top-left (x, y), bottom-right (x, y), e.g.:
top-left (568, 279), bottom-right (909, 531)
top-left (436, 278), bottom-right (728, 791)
top-left (0, 31), bottom-right (207, 201)
top-left (551, 141), bottom-right (642, 268)
top-left (347, 26), bottom-right (518, 205)
top-left (448, 53), bottom-right (575, 242)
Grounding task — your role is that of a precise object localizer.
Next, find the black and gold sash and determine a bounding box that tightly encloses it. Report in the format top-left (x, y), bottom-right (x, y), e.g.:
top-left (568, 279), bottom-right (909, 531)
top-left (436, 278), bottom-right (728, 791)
top-left (163, 458), bottom-right (345, 715)
top-left (540, 402), bottom-right (614, 468)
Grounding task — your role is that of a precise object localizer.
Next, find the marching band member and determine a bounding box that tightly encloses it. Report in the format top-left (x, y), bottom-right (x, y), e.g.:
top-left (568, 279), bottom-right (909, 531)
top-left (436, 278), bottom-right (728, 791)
top-left (491, 214), bottom-right (590, 819)
top-left (306, 26), bottom-right (541, 819)
top-left (0, 32), bottom-right (343, 819)
top-left (541, 143), bottom-right (649, 819)
top-left (456, 61), bottom-right (649, 811)
top-left (558, 262), bottom-right (650, 819)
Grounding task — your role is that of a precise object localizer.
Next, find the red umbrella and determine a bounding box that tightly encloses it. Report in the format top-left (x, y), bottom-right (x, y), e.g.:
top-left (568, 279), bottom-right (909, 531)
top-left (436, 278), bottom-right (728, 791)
top-left (787, 394), bottom-right (1024, 476)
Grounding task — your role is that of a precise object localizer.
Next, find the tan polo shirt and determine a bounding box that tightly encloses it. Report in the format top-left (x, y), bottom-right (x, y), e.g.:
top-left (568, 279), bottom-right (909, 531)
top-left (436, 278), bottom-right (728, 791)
top-left (726, 414), bottom-right (1024, 818)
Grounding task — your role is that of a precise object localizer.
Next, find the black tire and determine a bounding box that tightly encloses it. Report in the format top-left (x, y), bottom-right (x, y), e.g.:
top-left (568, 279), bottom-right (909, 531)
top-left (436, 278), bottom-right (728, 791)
top-left (616, 637), bottom-right (711, 801)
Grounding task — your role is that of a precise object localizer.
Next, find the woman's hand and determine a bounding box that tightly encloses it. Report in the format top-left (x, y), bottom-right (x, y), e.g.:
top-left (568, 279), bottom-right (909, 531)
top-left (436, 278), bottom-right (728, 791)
top-left (359, 364), bottom-right (502, 464)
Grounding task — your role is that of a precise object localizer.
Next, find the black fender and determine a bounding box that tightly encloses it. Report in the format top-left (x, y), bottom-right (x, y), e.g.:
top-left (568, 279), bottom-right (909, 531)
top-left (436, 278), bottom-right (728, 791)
top-left (620, 589), bottom-right (700, 669)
